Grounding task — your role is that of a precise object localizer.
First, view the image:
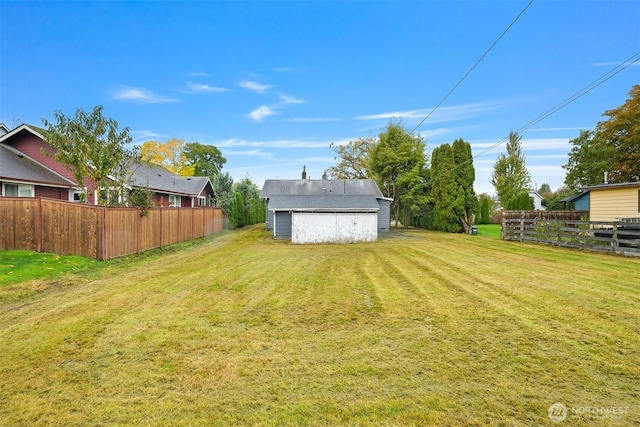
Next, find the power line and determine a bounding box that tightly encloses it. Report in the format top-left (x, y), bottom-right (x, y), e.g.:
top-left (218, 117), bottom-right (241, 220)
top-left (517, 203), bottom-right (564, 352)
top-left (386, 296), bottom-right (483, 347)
top-left (411, 0), bottom-right (535, 134)
top-left (468, 50), bottom-right (640, 163)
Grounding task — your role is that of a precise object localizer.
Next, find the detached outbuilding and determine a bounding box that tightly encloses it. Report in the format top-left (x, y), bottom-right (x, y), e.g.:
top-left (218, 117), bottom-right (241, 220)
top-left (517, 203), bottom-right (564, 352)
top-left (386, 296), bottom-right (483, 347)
top-left (261, 177), bottom-right (392, 244)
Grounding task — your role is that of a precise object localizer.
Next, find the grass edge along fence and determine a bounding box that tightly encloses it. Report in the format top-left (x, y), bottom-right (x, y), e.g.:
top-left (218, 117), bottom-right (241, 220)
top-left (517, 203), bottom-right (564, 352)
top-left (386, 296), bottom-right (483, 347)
top-left (502, 217), bottom-right (640, 256)
top-left (0, 197), bottom-right (224, 260)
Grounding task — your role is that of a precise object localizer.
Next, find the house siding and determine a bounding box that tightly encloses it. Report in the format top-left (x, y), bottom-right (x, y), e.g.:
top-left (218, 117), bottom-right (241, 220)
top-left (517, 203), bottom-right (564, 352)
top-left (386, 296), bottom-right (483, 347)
top-left (35, 186), bottom-right (68, 200)
top-left (590, 187), bottom-right (640, 221)
top-left (274, 211), bottom-right (292, 239)
top-left (8, 132), bottom-right (99, 202)
top-left (575, 193), bottom-right (590, 211)
top-left (378, 199), bottom-right (391, 232)
top-left (266, 207), bottom-right (274, 230)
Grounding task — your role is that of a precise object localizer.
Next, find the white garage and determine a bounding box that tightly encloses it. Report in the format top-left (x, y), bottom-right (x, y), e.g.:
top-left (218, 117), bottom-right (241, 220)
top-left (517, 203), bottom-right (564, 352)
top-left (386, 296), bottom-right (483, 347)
top-left (291, 211), bottom-right (378, 244)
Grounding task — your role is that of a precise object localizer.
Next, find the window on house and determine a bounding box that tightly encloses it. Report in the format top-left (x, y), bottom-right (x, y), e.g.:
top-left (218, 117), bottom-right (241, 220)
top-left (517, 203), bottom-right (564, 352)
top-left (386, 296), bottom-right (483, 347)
top-left (197, 196), bottom-right (206, 207)
top-left (69, 190), bottom-right (83, 202)
top-left (169, 195), bottom-right (181, 207)
top-left (3, 183), bottom-right (34, 197)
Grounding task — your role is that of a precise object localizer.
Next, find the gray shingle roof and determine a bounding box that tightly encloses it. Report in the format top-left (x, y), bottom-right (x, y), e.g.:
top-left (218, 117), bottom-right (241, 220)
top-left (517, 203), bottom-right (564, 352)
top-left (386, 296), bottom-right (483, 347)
top-left (0, 144), bottom-right (76, 187)
top-left (128, 161), bottom-right (212, 196)
top-left (268, 195), bottom-right (380, 211)
top-left (261, 179), bottom-right (384, 198)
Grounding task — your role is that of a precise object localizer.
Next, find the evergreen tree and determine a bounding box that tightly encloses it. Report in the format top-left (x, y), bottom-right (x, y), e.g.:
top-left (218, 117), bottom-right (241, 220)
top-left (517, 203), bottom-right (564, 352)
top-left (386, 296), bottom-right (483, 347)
top-left (430, 144), bottom-right (463, 232)
top-left (452, 138), bottom-right (476, 229)
top-left (490, 131), bottom-right (531, 208)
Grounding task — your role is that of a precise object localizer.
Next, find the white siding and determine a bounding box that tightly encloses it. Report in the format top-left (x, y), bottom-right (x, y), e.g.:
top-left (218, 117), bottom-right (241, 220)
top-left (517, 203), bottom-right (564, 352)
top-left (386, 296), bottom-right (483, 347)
top-left (291, 212), bottom-right (377, 244)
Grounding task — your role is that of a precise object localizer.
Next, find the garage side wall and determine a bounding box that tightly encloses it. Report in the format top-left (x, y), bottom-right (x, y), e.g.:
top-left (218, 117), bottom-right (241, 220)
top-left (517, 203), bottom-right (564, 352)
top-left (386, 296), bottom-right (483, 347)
top-left (291, 212), bottom-right (378, 244)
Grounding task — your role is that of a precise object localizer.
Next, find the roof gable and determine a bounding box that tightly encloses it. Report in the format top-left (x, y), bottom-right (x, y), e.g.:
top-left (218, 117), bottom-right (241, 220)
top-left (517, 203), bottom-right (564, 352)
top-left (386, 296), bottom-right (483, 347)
top-left (0, 143), bottom-right (77, 187)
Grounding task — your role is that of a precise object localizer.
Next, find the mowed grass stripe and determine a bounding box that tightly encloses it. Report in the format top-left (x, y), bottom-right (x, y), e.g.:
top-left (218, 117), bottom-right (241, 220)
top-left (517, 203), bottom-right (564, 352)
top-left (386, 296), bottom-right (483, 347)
top-left (1, 225), bottom-right (639, 426)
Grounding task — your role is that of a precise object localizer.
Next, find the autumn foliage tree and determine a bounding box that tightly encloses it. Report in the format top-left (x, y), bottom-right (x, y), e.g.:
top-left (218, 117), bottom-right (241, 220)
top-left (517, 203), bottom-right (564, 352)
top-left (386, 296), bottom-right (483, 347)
top-left (324, 137), bottom-right (374, 179)
top-left (564, 85), bottom-right (640, 189)
top-left (140, 138), bottom-right (195, 176)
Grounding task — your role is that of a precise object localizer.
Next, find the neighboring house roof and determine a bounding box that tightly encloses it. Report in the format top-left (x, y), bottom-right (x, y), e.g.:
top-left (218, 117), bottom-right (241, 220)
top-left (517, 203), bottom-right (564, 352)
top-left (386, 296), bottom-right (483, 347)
top-left (268, 195), bottom-right (381, 212)
top-left (0, 124), bottom-right (46, 144)
top-left (580, 182), bottom-right (640, 190)
top-left (261, 179), bottom-right (386, 199)
top-left (0, 123), bottom-right (9, 136)
top-left (0, 143), bottom-right (76, 188)
top-left (559, 191), bottom-right (589, 203)
top-left (128, 161), bottom-right (212, 197)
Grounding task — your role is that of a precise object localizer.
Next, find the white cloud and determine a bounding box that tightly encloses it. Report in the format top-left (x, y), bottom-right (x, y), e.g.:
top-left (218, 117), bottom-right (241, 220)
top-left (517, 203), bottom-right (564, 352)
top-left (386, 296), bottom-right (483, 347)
top-left (278, 94), bottom-right (305, 105)
top-left (285, 117), bottom-right (343, 123)
top-left (187, 71), bottom-right (208, 77)
top-left (113, 86), bottom-right (177, 104)
top-left (356, 101), bottom-right (511, 124)
top-left (215, 137), bottom-right (329, 149)
top-left (238, 80), bottom-right (273, 94)
top-left (186, 82), bottom-right (227, 93)
top-left (223, 149), bottom-right (274, 159)
top-left (248, 106), bottom-right (277, 121)
top-left (130, 130), bottom-right (166, 144)
top-left (591, 61), bottom-right (640, 67)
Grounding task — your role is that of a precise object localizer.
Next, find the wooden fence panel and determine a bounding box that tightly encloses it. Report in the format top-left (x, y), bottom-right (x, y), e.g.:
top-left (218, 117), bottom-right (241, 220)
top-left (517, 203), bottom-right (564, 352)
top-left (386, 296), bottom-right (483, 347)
top-left (104, 208), bottom-right (139, 259)
top-left (0, 198), bottom-right (38, 251)
top-left (501, 210), bottom-right (589, 222)
top-left (502, 218), bottom-right (640, 256)
top-left (40, 199), bottom-right (102, 259)
top-left (0, 199), bottom-right (223, 260)
top-left (161, 208), bottom-right (180, 247)
top-left (139, 209), bottom-right (162, 252)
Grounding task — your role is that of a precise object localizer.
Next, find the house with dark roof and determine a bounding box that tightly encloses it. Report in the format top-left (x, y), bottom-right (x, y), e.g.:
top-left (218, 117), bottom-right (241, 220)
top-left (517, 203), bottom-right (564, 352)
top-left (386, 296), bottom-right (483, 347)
top-left (0, 124), bottom-right (214, 207)
top-left (261, 174), bottom-right (392, 244)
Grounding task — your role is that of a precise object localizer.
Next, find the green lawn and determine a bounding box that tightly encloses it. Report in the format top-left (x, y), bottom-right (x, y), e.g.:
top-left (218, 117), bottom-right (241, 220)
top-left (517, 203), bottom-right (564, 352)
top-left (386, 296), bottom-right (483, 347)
top-left (475, 223), bottom-right (501, 239)
top-left (0, 226), bottom-right (638, 426)
top-left (0, 250), bottom-right (98, 289)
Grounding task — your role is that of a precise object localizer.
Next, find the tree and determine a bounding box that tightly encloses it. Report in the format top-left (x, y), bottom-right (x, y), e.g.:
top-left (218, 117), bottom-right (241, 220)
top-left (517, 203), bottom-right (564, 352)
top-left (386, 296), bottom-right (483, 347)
top-left (369, 121), bottom-right (427, 227)
top-left (452, 138), bottom-right (477, 231)
top-left (477, 193), bottom-right (492, 224)
top-left (212, 172), bottom-right (235, 215)
top-left (490, 130), bottom-right (531, 209)
top-left (564, 85), bottom-right (640, 189)
top-left (140, 138), bottom-right (195, 176)
top-left (430, 144), bottom-right (462, 232)
top-left (325, 137), bottom-right (374, 179)
top-left (183, 142), bottom-right (226, 177)
top-left (41, 105), bottom-right (134, 204)
top-left (538, 183), bottom-right (551, 194)
top-left (563, 130), bottom-right (613, 190)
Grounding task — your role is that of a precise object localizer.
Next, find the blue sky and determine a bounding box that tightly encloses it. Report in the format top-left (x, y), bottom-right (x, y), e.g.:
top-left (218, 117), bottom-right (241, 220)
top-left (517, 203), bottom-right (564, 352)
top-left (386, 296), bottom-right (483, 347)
top-left (1, 1), bottom-right (639, 195)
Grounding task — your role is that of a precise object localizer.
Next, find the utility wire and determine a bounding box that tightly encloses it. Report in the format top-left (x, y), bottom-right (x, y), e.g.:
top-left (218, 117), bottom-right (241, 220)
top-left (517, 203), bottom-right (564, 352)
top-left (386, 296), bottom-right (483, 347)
top-left (411, 0), bottom-right (535, 134)
top-left (465, 50), bottom-right (640, 165)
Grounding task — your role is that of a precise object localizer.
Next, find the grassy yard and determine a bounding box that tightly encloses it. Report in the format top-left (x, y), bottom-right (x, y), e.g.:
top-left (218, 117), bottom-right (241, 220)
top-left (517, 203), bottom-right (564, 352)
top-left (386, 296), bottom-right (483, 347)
top-left (1, 226), bottom-right (638, 426)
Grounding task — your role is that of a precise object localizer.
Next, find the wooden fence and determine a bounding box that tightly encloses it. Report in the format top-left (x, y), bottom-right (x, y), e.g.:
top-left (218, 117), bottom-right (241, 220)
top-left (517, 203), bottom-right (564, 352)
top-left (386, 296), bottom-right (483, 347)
top-left (502, 218), bottom-right (640, 256)
top-left (500, 210), bottom-right (589, 222)
top-left (0, 198), bottom-right (224, 260)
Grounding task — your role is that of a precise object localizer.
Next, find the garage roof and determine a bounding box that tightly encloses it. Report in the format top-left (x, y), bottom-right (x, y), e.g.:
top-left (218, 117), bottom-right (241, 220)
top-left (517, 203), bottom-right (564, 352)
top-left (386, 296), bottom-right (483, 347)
top-left (268, 195), bottom-right (380, 212)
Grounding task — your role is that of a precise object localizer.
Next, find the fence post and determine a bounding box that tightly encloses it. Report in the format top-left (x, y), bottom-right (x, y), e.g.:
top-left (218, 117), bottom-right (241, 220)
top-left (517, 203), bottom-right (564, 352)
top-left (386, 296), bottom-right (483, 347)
top-left (519, 218), bottom-right (524, 242)
top-left (557, 221), bottom-right (562, 247)
top-left (36, 198), bottom-right (43, 253)
top-left (612, 223), bottom-right (618, 254)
